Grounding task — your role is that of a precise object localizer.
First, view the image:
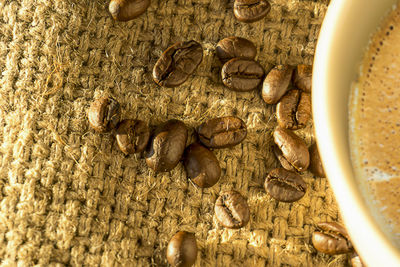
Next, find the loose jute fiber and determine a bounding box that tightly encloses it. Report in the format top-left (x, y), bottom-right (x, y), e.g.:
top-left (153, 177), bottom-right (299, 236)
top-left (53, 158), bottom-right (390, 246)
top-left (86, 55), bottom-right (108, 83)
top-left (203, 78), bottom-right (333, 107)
top-left (0, 0), bottom-right (348, 266)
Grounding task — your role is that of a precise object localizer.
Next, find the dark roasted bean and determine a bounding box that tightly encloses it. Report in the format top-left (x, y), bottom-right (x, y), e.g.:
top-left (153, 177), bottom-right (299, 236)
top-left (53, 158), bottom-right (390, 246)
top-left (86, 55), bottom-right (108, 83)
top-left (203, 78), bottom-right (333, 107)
top-left (294, 64), bottom-right (312, 93)
top-left (197, 116), bottom-right (247, 148)
top-left (276, 89), bottom-right (311, 129)
top-left (109, 0), bottom-right (151, 22)
top-left (153, 40), bottom-right (203, 87)
top-left (116, 119), bottom-right (150, 154)
top-left (216, 36), bottom-right (257, 63)
top-left (184, 143), bottom-right (221, 188)
top-left (233, 0), bottom-right (271, 23)
top-left (214, 190), bottom-right (250, 229)
top-left (166, 231), bottom-right (197, 267)
top-left (312, 222), bottom-right (353, 255)
top-left (273, 127), bottom-right (310, 172)
top-left (262, 65), bottom-right (293, 104)
top-left (264, 168), bottom-right (307, 202)
top-left (145, 120), bottom-right (188, 172)
top-left (221, 58), bottom-right (264, 91)
top-left (88, 96), bottom-right (120, 132)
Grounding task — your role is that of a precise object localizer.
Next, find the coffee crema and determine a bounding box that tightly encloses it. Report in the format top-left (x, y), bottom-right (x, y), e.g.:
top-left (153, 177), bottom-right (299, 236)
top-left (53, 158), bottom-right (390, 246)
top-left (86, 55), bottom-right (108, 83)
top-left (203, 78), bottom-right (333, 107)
top-left (349, 3), bottom-right (400, 245)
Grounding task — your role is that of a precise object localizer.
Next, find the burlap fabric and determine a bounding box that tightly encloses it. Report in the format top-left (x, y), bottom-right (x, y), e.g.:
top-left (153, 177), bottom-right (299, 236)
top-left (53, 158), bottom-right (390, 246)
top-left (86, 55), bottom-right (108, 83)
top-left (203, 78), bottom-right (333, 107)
top-left (0, 0), bottom-right (349, 266)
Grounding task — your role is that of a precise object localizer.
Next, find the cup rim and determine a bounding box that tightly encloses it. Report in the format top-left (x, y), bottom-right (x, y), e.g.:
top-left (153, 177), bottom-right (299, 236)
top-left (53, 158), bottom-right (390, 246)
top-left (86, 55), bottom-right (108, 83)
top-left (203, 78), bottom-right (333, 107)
top-left (313, 0), bottom-right (400, 266)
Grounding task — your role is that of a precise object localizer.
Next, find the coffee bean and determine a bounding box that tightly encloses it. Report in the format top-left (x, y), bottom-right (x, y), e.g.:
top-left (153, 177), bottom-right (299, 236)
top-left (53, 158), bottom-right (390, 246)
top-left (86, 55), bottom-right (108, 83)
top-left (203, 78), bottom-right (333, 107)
top-left (145, 120), bottom-right (188, 172)
top-left (166, 231), bottom-right (197, 267)
top-left (276, 89), bottom-right (311, 129)
top-left (273, 145), bottom-right (296, 172)
top-left (309, 143), bottom-right (326, 177)
top-left (88, 96), bottom-right (120, 132)
top-left (264, 168), bottom-right (306, 202)
top-left (350, 252), bottom-right (365, 267)
top-left (197, 116), bottom-right (247, 148)
top-left (183, 143), bottom-right (221, 188)
top-left (294, 64), bottom-right (312, 93)
top-left (109, 0), bottom-right (150, 21)
top-left (233, 0), bottom-right (271, 23)
top-left (273, 127), bottom-right (309, 172)
top-left (215, 190), bottom-right (250, 229)
top-left (115, 119), bottom-right (150, 154)
top-left (221, 58), bottom-right (264, 91)
top-left (153, 40), bottom-right (203, 87)
top-left (312, 222), bottom-right (353, 255)
top-left (262, 65), bottom-right (293, 104)
top-left (216, 36), bottom-right (257, 63)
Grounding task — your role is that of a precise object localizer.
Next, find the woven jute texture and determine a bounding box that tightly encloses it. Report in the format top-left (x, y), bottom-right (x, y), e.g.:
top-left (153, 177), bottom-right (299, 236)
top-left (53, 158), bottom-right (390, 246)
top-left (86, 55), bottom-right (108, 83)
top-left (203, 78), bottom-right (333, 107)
top-left (0, 0), bottom-right (349, 266)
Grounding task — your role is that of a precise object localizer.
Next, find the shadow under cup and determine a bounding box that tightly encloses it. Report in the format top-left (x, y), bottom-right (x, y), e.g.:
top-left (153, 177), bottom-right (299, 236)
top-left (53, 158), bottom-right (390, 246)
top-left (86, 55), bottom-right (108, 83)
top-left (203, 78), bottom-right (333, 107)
top-left (313, 0), bottom-right (400, 266)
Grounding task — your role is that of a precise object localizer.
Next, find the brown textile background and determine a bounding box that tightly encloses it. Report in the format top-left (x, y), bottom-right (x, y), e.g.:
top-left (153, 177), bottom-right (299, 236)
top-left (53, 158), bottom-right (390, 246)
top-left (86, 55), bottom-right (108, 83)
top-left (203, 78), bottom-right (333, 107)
top-left (0, 0), bottom-right (348, 266)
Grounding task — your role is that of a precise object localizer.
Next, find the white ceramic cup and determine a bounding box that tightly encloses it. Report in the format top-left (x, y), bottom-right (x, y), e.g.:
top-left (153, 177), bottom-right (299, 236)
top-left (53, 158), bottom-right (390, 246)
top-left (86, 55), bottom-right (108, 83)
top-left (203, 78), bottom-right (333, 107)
top-left (313, 0), bottom-right (400, 266)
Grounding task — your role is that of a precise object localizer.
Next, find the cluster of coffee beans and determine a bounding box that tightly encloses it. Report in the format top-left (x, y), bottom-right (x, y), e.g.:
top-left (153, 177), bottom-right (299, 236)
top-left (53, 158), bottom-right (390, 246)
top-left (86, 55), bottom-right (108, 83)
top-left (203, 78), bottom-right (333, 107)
top-left (312, 222), bottom-right (364, 267)
top-left (98, 2), bottom-right (359, 266)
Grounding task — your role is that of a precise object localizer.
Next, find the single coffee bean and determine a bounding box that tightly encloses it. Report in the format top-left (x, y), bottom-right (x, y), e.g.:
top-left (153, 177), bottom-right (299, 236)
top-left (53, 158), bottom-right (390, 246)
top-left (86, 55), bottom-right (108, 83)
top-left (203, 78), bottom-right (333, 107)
top-left (221, 58), bottom-right (264, 91)
top-left (166, 231), bottom-right (197, 267)
top-left (273, 127), bottom-right (310, 172)
top-left (293, 64), bottom-right (312, 93)
top-left (109, 0), bottom-right (151, 22)
top-left (276, 89), bottom-right (311, 129)
top-left (153, 40), bottom-right (203, 87)
top-left (312, 222), bottom-right (353, 255)
top-left (273, 145), bottom-right (296, 172)
top-left (145, 120), bottom-right (188, 172)
top-left (215, 190), bottom-right (250, 229)
top-left (309, 143), bottom-right (326, 177)
top-left (216, 36), bottom-right (257, 63)
top-left (197, 116), bottom-right (247, 148)
top-left (88, 96), bottom-right (120, 132)
top-left (233, 0), bottom-right (271, 23)
top-left (115, 119), bottom-right (150, 154)
top-left (264, 168), bottom-right (307, 202)
top-left (183, 143), bottom-right (221, 188)
top-left (262, 65), bottom-right (293, 104)
top-left (350, 252), bottom-right (365, 267)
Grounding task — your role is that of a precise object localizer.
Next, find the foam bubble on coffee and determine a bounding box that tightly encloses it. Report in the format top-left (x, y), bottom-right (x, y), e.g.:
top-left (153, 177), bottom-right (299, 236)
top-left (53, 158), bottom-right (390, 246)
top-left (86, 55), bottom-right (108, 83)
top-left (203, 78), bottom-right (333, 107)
top-left (349, 3), bottom-right (400, 246)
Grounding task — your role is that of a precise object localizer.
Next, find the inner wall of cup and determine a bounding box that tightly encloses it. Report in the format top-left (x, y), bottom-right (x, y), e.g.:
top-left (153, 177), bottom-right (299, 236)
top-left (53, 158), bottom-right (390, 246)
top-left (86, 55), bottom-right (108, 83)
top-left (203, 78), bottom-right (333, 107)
top-left (340, 0), bottom-right (400, 247)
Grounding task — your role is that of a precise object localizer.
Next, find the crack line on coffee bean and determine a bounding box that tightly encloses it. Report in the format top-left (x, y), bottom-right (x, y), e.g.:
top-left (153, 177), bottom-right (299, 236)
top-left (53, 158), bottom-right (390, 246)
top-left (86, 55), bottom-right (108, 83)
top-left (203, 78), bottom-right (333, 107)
top-left (292, 92), bottom-right (302, 126)
top-left (268, 176), bottom-right (305, 192)
top-left (221, 196), bottom-right (241, 225)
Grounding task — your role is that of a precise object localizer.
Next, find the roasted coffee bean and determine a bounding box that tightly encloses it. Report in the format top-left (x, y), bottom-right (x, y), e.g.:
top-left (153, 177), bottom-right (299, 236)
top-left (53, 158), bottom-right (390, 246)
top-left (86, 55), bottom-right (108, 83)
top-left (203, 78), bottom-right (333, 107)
top-left (276, 89), bottom-right (311, 129)
top-left (312, 222), bottom-right (353, 255)
top-left (153, 40), bottom-right (203, 87)
top-left (197, 116), bottom-right (247, 148)
top-left (273, 145), bottom-right (296, 172)
top-left (264, 168), bottom-right (307, 202)
top-left (221, 58), bottom-right (264, 91)
top-left (116, 119), bottom-right (150, 154)
top-left (88, 96), bottom-right (120, 132)
top-left (183, 143), bottom-right (221, 188)
top-left (294, 64), bottom-right (312, 93)
top-left (145, 120), bottom-right (188, 172)
top-left (166, 231), bottom-right (197, 267)
top-left (109, 0), bottom-right (150, 21)
top-left (214, 190), bottom-right (250, 229)
top-left (262, 65), bottom-right (293, 104)
top-left (233, 0), bottom-right (271, 23)
top-left (309, 143), bottom-right (326, 177)
top-left (350, 252), bottom-right (365, 267)
top-left (273, 127), bottom-right (309, 172)
top-left (216, 36), bottom-right (257, 63)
